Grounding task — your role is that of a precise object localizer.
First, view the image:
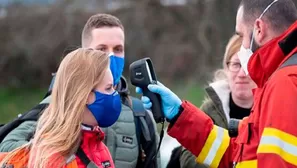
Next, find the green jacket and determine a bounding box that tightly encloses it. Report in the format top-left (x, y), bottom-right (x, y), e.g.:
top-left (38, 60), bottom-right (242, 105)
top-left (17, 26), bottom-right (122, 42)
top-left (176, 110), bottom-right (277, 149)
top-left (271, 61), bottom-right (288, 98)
top-left (179, 80), bottom-right (230, 168)
top-left (0, 120), bottom-right (36, 152)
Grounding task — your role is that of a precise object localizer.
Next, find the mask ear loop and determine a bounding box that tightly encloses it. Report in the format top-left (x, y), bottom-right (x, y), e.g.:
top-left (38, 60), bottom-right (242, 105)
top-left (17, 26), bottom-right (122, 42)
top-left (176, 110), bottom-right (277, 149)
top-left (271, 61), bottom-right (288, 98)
top-left (112, 90), bottom-right (118, 96)
top-left (259, 0), bottom-right (279, 19)
top-left (249, 30), bottom-right (255, 51)
top-left (249, 0), bottom-right (279, 51)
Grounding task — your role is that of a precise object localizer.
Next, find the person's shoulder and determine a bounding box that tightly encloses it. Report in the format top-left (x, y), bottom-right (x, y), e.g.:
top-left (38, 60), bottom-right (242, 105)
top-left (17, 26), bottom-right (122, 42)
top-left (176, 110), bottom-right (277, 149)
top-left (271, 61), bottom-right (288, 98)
top-left (269, 65), bottom-right (297, 88)
top-left (18, 120), bottom-right (37, 129)
top-left (128, 96), bottom-right (147, 113)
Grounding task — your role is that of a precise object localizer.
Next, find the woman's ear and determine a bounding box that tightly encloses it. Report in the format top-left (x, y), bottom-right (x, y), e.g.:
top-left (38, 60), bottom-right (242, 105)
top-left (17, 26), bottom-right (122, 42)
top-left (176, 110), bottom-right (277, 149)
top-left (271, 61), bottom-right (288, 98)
top-left (87, 92), bottom-right (95, 105)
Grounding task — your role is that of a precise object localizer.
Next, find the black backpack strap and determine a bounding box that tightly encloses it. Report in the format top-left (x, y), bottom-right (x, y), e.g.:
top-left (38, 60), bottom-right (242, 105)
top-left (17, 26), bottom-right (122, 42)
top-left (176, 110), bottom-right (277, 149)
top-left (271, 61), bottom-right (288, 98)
top-left (130, 97), bottom-right (152, 142)
top-left (19, 103), bottom-right (48, 121)
top-left (76, 147), bottom-right (91, 166)
top-left (122, 96), bottom-right (152, 142)
top-left (76, 147), bottom-right (99, 168)
top-left (0, 103), bottom-right (48, 142)
top-left (123, 96), bottom-right (159, 167)
top-left (280, 53), bottom-right (297, 69)
top-left (129, 97), bottom-right (161, 168)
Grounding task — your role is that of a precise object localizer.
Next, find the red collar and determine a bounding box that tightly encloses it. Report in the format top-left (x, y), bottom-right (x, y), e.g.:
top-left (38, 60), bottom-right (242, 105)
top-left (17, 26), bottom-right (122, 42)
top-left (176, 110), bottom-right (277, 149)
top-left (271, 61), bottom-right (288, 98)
top-left (81, 124), bottom-right (105, 141)
top-left (248, 20), bottom-right (297, 87)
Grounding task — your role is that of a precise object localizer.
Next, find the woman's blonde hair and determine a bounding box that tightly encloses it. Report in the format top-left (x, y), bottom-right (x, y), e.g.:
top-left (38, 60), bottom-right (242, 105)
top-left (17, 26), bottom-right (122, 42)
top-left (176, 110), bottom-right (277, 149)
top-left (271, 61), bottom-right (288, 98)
top-left (213, 34), bottom-right (242, 81)
top-left (0, 48), bottom-right (109, 168)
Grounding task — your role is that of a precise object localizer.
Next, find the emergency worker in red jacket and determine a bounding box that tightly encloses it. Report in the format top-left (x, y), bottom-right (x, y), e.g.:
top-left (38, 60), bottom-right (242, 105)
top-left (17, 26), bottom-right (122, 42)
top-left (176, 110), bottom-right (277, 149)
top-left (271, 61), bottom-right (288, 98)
top-left (137, 0), bottom-right (297, 167)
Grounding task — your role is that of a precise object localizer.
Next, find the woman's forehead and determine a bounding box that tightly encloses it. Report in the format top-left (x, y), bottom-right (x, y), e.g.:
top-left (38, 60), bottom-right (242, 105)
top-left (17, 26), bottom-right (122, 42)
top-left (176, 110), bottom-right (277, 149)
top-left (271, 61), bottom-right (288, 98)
top-left (230, 53), bottom-right (240, 61)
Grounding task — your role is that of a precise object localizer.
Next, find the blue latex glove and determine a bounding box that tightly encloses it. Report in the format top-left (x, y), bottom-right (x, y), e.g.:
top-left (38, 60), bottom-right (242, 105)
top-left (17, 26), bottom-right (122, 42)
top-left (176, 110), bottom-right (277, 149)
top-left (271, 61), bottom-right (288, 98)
top-left (135, 82), bottom-right (182, 120)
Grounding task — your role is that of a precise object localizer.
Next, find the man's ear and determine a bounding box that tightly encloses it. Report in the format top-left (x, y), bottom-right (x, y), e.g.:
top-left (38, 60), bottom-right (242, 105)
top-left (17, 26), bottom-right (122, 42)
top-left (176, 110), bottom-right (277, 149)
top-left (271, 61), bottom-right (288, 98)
top-left (254, 18), bottom-right (267, 45)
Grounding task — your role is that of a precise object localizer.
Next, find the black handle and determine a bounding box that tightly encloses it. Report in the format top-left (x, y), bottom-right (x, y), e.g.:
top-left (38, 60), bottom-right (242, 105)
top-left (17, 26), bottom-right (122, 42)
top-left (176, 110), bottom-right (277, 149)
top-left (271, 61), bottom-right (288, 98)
top-left (129, 57), bottom-right (165, 123)
top-left (143, 87), bottom-right (164, 123)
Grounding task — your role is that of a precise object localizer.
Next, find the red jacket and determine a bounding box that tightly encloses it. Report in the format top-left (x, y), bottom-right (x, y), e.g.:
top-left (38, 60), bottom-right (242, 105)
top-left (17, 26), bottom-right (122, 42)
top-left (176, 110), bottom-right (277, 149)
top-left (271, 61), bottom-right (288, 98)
top-left (0, 126), bottom-right (114, 168)
top-left (75, 126), bottom-right (114, 168)
top-left (168, 21), bottom-right (297, 168)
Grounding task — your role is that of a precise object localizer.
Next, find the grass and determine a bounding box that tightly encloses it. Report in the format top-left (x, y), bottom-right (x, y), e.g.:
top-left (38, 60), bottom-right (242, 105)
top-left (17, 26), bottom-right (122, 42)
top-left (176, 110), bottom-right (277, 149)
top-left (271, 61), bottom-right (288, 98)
top-left (0, 83), bottom-right (206, 126)
top-left (175, 83), bottom-right (205, 107)
top-left (0, 87), bottom-right (47, 123)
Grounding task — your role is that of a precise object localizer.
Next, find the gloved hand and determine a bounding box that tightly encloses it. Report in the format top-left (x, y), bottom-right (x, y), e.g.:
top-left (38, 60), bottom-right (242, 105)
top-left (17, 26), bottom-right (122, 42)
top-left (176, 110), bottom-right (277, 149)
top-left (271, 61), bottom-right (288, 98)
top-left (136, 82), bottom-right (182, 120)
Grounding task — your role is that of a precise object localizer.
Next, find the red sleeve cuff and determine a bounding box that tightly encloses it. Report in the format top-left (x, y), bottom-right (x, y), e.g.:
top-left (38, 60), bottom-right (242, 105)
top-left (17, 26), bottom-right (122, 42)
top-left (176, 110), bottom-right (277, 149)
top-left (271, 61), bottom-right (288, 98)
top-left (167, 100), bottom-right (214, 156)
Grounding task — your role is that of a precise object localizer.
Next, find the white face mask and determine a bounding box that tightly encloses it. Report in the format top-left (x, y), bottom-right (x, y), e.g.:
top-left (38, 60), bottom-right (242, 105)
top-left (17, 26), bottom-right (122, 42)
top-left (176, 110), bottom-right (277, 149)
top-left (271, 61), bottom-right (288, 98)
top-left (237, 0), bottom-right (278, 75)
top-left (238, 45), bottom-right (253, 75)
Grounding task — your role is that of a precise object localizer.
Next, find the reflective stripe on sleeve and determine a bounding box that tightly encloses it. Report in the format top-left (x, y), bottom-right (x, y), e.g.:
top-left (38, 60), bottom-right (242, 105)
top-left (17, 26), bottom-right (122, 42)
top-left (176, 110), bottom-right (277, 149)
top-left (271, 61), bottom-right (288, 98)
top-left (257, 127), bottom-right (297, 166)
top-left (196, 125), bottom-right (230, 168)
top-left (235, 160), bottom-right (257, 168)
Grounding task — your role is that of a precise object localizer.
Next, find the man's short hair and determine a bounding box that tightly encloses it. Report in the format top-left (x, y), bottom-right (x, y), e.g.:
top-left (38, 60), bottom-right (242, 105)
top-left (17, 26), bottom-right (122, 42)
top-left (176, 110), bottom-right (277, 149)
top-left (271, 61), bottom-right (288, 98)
top-left (240, 0), bottom-right (297, 33)
top-left (81, 14), bottom-right (124, 47)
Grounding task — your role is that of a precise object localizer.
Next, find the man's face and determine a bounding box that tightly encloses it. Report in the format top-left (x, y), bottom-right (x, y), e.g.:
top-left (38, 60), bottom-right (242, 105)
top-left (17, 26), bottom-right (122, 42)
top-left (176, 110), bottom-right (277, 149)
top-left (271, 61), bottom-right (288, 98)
top-left (88, 26), bottom-right (125, 57)
top-left (235, 6), bottom-right (254, 49)
top-left (236, 3), bottom-right (280, 51)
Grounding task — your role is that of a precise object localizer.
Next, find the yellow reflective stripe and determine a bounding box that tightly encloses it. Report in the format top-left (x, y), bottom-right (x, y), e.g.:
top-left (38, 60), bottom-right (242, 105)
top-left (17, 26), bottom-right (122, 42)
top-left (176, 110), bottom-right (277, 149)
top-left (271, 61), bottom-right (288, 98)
top-left (196, 126), bottom-right (218, 163)
top-left (211, 129), bottom-right (229, 168)
top-left (235, 160), bottom-right (257, 168)
top-left (262, 128), bottom-right (297, 146)
top-left (196, 125), bottom-right (230, 168)
top-left (257, 128), bottom-right (297, 166)
top-left (258, 145), bottom-right (297, 166)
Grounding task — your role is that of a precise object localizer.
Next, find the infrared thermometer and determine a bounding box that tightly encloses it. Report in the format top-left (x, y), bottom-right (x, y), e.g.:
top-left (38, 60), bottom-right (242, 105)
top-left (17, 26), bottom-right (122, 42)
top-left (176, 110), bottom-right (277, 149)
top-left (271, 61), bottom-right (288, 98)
top-left (129, 58), bottom-right (164, 123)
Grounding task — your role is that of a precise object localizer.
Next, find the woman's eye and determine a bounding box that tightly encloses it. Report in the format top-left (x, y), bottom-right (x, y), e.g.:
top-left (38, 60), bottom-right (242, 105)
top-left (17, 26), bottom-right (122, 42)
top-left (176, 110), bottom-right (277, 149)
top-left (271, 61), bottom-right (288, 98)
top-left (235, 63), bottom-right (241, 68)
top-left (106, 86), bottom-right (113, 92)
top-left (231, 63), bottom-right (240, 68)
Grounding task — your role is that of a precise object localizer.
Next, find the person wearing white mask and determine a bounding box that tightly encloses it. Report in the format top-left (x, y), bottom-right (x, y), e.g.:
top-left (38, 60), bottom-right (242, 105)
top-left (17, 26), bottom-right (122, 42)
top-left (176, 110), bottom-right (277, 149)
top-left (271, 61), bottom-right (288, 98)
top-left (177, 34), bottom-right (256, 168)
top-left (136, 0), bottom-right (297, 167)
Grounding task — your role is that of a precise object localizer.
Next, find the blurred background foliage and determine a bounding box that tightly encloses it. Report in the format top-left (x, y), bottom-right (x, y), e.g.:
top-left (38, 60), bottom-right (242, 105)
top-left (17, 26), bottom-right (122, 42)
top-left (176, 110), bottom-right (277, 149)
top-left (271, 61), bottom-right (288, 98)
top-left (0, 0), bottom-right (286, 123)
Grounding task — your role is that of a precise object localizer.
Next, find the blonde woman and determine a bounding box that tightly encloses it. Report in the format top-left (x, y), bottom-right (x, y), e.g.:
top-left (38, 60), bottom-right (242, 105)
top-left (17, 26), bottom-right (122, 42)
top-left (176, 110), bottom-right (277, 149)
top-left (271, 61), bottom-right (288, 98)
top-left (0, 48), bottom-right (120, 168)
